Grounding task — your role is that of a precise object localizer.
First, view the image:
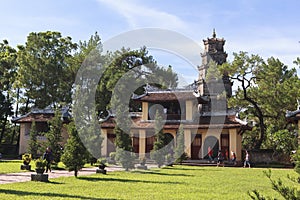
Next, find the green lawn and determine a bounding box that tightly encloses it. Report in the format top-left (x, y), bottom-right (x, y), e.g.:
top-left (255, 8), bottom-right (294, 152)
top-left (0, 160), bottom-right (24, 174)
top-left (0, 165), bottom-right (298, 199)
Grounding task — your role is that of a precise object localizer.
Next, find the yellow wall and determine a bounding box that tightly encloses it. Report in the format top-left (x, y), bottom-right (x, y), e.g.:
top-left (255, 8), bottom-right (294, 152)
top-left (186, 100), bottom-right (193, 120)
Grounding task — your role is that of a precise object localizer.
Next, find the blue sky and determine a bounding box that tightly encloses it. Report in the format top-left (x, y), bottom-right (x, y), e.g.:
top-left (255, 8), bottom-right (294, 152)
top-left (1, 0), bottom-right (299, 84)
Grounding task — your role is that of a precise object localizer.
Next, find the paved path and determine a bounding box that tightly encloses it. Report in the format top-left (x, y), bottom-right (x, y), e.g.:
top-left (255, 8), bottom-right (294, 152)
top-left (0, 165), bottom-right (125, 184)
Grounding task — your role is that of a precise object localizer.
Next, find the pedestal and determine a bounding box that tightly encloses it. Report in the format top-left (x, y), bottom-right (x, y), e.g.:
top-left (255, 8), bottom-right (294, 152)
top-left (96, 169), bottom-right (107, 174)
top-left (21, 164), bottom-right (31, 171)
top-left (31, 174), bottom-right (49, 182)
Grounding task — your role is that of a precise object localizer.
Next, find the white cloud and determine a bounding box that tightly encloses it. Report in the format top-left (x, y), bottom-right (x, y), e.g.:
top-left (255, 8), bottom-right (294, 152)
top-left (97, 0), bottom-right (187, 30)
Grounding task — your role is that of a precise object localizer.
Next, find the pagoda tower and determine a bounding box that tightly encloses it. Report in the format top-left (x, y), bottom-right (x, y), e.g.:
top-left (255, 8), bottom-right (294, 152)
top-left (197, 30), bottom-right (232, 113)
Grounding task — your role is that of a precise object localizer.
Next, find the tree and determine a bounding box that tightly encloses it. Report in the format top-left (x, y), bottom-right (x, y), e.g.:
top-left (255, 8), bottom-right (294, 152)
top-left (28, 121), bottom-right (39, 158)
top-left (222, 52), bottom-right (300, 149)
top-left (45, 109), bottom-right (63, 164)
top-left (112, 80), bottom-right (135, 171)
top-left (0, 40), bottom-right (16, 144)
top-left (150, 110), bottom-right (167, 167)
top-left (61, 122), bottom-right (89, 177)
top-left (16, 31), bottom-right (77, 110)
top-left (96, 46), bottom-right (178, 115)
top-left (174, 124), bottom-right (187, 164)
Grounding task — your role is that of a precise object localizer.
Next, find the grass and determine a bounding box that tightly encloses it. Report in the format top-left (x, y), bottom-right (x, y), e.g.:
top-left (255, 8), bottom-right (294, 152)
top-left (0, 165), bottom-right (299, 199)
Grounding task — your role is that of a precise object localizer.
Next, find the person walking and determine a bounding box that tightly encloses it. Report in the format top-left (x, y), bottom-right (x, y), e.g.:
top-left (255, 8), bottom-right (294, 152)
top-left (243, 150), bottom-right (250, 168)
top-left (43, 147), bottom-right (53, 173)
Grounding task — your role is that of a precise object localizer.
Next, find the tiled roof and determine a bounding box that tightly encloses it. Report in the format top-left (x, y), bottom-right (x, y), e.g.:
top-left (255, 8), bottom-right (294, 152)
top-left (11, 106), bottom-right (71, 123)
top-left (100, 115), bottom-right (249, 130)
top-left (133, 90), bottom-right (209, 103)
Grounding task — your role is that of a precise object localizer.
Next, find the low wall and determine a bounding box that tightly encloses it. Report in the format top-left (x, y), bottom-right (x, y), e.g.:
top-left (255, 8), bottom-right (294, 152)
top-left (248, 149), bottom-right (291, 164)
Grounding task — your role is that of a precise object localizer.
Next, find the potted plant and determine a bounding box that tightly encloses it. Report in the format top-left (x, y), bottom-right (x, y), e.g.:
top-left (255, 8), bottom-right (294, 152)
top-left (137, 157), bottom-right (147, 170)
top-left (21, 153), bottom-right (32, 170)
top-left (96, 158), bottom-right (107, 174)
top-left (34, 157), bottom-right (47, 174)
top-left (31, 158), bottom-right (48, 182)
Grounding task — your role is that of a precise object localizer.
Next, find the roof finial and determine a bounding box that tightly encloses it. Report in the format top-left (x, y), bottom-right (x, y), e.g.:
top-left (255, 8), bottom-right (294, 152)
top-left (212, 28), bottom-right (216, 38)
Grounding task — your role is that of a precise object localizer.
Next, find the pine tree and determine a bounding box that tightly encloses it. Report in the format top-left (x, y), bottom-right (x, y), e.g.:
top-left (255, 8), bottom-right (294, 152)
top-left (61, 122), bottom-right (88, 177)
top-left (45, 109), bottom-right (63, 164)
top-left (174, 124), bottom-right (187, 164)
top-left (28, 121), bottom-right (39, 158)
top-left (150, 110), bottom-right (167, 167)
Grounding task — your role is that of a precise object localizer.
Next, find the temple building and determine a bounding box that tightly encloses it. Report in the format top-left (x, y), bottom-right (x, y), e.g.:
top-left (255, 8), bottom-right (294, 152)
top-left (14, 31), bottom-right (249, 162)
top-left (100, 30), bottom-right (249, 161)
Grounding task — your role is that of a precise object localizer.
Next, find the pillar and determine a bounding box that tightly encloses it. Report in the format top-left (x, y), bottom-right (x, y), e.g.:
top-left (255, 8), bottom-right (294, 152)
top-left (229, 128), bottom-right (241, 161)
top-left (184, 129), bottom-right (191, 158)
top-left (142, 102), bottom-right (148, 121)
top-left (139, 130), bottom-right (146, 159)
top-left (101, 129), bottom-right (108, 157)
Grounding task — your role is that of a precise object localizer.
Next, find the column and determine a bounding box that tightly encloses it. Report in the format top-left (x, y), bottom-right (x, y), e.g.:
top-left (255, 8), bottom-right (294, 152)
top-left (229, 128), bottom-right (241, 161)
top-left (184, 129), bottom-right (191, 158)
top-left (101, 129), bottom-right (108, 157)
top-left (142, 102), bottom-right (148, 121)
top-left (139, 130), bottom-right (146, 159)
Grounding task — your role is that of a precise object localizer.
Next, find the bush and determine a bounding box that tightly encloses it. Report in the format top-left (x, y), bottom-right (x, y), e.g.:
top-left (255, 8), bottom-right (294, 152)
top-left (22, 153), bottom-right (32, 165)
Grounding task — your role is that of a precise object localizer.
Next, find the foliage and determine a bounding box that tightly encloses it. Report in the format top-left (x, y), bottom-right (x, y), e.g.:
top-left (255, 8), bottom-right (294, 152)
top-left (22, 153), bottom-right (32, 165)
top-left (16, 31), bottom-right (77, 109)
top-left (27, 121), bottom-right (39, 158)
top-left (0, 40), bottom-right (16, 144)
top-left (174, 124), bottom-right (187, 163)
top-left (34, 157), bottom-right (46, 169)
top-left (44, 109), bottom-right (63, 163)
top-left (249, 169), bottom-right (300, 200)
top-left (61, 122), bottom-right (89, 177)
top-left (150, 110), bottom-right (167, 167)
top-left (222, 52), bottom-right (300, 149)
top-left (96, 46), bottom-right (178, 114)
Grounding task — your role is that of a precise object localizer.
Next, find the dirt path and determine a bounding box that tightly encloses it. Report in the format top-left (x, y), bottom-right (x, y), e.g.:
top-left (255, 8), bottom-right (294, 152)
top-left (0, 165), bottom-right (125, 184)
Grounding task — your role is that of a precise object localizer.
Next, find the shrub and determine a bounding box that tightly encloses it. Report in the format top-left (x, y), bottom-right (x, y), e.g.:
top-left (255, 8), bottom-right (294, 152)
top-left (22, 153), bottom-right (32, 165)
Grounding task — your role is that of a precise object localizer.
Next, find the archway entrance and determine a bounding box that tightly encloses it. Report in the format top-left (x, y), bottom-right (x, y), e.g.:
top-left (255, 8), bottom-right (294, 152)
top-left (191, 134), bottom-right (202, 159)
top-left (203, 136), bottom-right (219, 159)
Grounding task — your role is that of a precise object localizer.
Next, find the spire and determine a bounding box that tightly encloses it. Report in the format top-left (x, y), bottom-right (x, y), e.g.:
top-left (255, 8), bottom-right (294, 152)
top-left (212, 28), bottom-right (216, 38)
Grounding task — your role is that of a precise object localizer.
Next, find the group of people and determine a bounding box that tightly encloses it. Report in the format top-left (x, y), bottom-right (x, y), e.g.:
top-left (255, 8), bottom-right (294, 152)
top-left (208, 147), bottom-right (250, 168)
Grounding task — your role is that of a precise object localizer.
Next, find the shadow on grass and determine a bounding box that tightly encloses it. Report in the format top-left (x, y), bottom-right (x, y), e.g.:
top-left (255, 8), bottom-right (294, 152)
top-left (131, 170), bottom-right (193, 177)
top-left (78, 176), bottom-right (182, 184)
top-left (163, 166), bottom-right (222, 171)
top-left (0, 189), bottom-right (116, 200)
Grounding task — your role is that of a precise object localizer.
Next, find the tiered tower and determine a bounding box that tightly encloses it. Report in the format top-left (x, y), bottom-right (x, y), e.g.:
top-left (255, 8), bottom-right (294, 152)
top-left (197, 30), bottom-right (232, 113)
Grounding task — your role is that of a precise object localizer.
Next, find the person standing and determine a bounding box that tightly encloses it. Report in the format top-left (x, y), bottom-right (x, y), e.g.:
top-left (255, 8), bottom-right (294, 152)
top-left (243, 150), bottom-right (250, 168)
top-left (43, 147), bottom-right (53, 173)
top-left (231, 151), bottom-right (237, 165)
top-left (208, 146), bottom-right (213, 162)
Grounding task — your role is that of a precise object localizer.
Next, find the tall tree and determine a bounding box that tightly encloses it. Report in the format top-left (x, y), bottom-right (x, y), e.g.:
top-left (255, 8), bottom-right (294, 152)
top-left (96, 46), bottom-right (178, 115)
top-left (222, 52), bottom-right (300, 149)
top-left (0, 40), bottom-right (16, 144)
top-left (28, 121), bottom-right (39, 158)
top-left (16, 31), bottom-right (77, 110)
top-left (45, 109), bottom-right (63, 164)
